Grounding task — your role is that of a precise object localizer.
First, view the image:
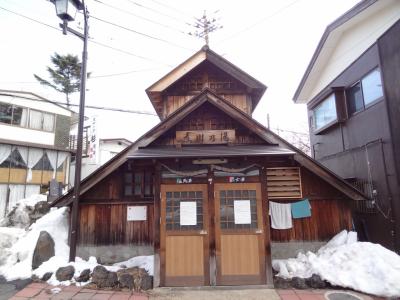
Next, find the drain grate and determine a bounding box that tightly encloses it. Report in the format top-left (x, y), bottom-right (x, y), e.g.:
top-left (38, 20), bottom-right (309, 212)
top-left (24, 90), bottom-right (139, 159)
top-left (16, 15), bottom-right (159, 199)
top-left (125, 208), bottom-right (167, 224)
top-left (325, 291), bottom-right (364, 300)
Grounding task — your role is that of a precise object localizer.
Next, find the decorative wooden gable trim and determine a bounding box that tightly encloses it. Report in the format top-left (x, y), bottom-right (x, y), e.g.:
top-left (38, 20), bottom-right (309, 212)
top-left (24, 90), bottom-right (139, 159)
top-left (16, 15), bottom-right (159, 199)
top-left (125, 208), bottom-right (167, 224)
top-left (149, 101), bottom-right (268, 147)
top-left (52, 88), bottom-right (367, 207)
top-left (146, 46), bottom-right (267, 119)
top-left (266, 167), bottom-right (302, 199)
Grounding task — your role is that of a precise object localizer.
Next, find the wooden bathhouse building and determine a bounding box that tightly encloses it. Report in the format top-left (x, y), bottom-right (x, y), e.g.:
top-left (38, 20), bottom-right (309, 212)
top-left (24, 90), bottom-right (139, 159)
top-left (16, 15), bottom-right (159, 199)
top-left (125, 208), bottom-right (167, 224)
top-left (53, 46), bottom-right (366, 287)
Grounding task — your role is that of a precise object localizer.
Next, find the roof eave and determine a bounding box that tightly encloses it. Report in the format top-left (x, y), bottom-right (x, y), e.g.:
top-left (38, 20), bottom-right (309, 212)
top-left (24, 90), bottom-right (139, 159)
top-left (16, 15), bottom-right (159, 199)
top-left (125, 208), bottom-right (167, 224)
top-left (292, 0), bottom-right (378, 103)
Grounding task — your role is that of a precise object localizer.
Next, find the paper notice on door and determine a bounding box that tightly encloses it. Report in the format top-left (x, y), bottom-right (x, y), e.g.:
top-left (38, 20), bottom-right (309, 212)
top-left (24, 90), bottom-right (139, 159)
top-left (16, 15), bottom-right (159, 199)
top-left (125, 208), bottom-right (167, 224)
top-left (234, 200), bottom-right (251, 224)
top-left (127, 206), bottom-right (147, 221)
top-left (180, 201), bottom-right (197, 225)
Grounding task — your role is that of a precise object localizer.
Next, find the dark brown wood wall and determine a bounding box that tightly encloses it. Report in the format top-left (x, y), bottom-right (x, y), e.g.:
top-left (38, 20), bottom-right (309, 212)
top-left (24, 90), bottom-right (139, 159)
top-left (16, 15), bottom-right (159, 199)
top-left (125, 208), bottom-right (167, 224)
top-left (78, 165), bottom-right (155, 247)
top-left (270, 167), bottom-right (352, 242)
top-left (78, 203), bottom-right (154, 246)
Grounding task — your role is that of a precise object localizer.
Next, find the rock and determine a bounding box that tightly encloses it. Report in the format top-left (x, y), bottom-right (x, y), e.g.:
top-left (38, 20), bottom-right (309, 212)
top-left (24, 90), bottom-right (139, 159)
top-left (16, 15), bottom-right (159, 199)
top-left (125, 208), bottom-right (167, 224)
top-left (76, 269), bottom-right (91, 282)
top-left (119, 273), bottom-right (134, 289)
top-left (274, 276), bottom-right (292, 289)
top-left (117, 267), bottom-right (152, 291)
top-left (32, 231), bottom-right (55, 270)
top-left (29, 202), bottom-right (50, 223)
top-left (92, 266), bottom-right (118, 288)
top-left (141, 275), bottom-right (153, 291)
top-left (291, 277), bottom-right (308, 289)
top-left (41, 272), bottom-right (53, 282)
top-left (307, 274), bottom-right (327, 289)
top-left (55, 266), bottom-right (75, 281)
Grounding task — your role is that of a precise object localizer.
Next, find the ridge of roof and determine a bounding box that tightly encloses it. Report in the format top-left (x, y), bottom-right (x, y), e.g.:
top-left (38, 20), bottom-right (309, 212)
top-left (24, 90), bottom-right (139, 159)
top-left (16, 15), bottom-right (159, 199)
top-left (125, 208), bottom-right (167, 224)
top-left (145, 46), bottom-right (267, 118)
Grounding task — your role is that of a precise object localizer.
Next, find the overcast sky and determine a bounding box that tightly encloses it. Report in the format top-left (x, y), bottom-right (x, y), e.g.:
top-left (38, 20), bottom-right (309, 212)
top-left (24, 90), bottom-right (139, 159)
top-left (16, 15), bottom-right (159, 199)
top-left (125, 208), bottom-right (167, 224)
top-left (0, 0), bottom-right (360, 142)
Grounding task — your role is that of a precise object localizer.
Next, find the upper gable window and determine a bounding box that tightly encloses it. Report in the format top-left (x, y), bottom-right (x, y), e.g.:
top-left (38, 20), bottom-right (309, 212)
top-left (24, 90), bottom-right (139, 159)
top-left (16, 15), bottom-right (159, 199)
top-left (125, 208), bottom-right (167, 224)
top-left (313, 94), bottom-right (337, 130)
top-left (346, 68), bottom-right (383, 115)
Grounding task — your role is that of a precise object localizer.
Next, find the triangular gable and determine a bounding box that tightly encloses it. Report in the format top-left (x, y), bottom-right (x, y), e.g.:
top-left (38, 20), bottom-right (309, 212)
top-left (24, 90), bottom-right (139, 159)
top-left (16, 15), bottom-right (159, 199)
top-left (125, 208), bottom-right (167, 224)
top-left (52, 88), bottom-right (367, 207)
top-left (146, 46), bottom-right (267, 118)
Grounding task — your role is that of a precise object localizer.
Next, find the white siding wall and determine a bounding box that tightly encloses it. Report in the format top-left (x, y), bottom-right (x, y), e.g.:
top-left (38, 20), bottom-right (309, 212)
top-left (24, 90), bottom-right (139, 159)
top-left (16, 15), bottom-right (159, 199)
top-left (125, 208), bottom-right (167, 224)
top-left (0, 124), bottom-right (54, 146)
top-left (309, 1), bottom-right (400, 100)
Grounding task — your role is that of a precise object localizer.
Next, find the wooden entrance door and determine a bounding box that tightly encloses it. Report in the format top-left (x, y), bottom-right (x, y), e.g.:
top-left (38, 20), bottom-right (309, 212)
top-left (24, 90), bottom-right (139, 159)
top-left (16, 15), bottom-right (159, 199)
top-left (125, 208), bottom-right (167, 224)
top-left (214, 183), bottom-right (266, 285)
top-left (160, 184), bottom-right (209, 286)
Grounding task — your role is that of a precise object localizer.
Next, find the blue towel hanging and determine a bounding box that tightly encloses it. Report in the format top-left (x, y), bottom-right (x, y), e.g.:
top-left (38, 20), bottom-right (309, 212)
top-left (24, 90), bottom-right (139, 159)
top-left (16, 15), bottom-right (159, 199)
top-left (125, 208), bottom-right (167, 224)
top-left (291, 198), bottom-right (311, 219)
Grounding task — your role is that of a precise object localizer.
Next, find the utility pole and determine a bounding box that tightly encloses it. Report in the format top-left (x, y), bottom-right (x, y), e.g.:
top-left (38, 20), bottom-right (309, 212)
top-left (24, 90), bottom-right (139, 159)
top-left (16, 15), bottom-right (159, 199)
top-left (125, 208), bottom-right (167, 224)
top-left (189, 10), bottom-right (222, 46)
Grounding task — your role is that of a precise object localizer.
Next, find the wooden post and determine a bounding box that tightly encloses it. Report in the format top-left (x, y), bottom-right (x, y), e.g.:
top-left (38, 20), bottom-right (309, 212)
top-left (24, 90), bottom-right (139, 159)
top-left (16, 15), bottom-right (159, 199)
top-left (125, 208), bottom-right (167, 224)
top-left (207, 166), bottom-right (217, 286)
top-left (153, 162), bottom-right (161, 287)
top-left (260, 165), bottom-right (273, 286)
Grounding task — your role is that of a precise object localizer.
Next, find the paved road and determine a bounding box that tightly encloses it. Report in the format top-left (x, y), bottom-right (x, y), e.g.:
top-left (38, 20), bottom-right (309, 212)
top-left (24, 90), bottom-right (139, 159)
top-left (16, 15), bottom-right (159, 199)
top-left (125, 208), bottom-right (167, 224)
top-left (0, 276), bottom-right (32, 300)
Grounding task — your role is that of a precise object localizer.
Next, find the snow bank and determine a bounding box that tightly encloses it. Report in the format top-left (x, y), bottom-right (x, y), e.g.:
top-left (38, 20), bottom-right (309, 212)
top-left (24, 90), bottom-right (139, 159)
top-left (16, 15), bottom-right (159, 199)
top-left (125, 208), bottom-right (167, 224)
top-left (112, 255), bottom-right (154, 275)
top-left (273, 230), bottom-right (400, 297)
top-left (0, 194), bottom-right (47, 228)
top-left (32, 255), bottom-right (154, 286)
top-left (0, 206), bottom-right (69, 280)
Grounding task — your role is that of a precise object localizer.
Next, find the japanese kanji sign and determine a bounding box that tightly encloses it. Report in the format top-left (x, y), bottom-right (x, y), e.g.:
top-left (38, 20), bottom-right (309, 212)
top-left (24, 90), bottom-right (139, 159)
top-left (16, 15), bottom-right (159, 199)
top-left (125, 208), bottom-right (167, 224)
top-left (176, 130), bottom-right (235, 144)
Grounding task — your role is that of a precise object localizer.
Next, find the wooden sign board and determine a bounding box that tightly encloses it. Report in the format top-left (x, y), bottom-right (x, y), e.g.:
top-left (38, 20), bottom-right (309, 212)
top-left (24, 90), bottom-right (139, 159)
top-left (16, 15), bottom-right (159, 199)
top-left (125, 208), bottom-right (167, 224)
top-left (176, 129), bottom-right (235, 144)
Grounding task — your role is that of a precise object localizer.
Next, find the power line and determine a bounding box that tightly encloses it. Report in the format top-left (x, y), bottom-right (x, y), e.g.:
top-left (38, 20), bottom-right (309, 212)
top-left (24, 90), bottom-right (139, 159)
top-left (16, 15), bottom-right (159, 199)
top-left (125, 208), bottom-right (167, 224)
top-left (2, 91), bottom-right (158, 115)
top-left (90, 67), bottom-right (162, 78)
top-left (125, 0), bottom-right (193, 27)
top-left (216, 0), bottom-right (300, 44)
top-left (66, 103), bottom-right (158, 115)
top-left (90, 15), bottom-right (194, 51)
top-left (92, 0), bottom-right (189, 35)
top-left (148, 0), bottom-right (193, 19)
top-left (0, 5), bottom-right (172, 66)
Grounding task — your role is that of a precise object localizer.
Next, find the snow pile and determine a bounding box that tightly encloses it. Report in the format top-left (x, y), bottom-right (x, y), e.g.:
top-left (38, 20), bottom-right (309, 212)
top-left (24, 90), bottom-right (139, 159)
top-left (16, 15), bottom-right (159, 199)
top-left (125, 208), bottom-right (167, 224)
top-left (0, 206), bottom-right (69, 280)
top-left (32, 255), bottom-right (154, 286)
top-left (273, 230), bottom-right (400, 297)
top-left (0, 194), bottom-right (47, 228)
top-left (113, 255), bottom-right (154, 275)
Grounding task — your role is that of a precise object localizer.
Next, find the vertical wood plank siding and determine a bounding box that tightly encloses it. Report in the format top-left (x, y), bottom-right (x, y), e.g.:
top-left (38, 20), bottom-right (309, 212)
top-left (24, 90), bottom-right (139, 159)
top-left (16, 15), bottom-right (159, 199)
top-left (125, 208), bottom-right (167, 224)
top-left (270, 167), bottom-right (352, 242)
top-left (270, 199), bottom-right (352, 242)
top-left (78, 204), bottom-right (154, 246)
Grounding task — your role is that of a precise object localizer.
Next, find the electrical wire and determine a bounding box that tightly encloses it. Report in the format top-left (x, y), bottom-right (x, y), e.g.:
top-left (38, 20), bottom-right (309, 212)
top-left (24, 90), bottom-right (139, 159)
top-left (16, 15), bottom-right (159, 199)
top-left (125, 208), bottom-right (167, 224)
top-left (89, 15), bottom-right (194, 51)
top-left (92, 0), bottom-right (189, 35)
top-left (215, 0), bottom-right (300, 44)
top-left (90, 67), bottom-right (163, 78)
top-left (0, 91), bottom-right (158, 116)
top-left (124, 0), bottom-right (193, 27)
top-left (0, 6), bottom-right (173, 66)
top-left (148, 0), bottom-right (193, 19)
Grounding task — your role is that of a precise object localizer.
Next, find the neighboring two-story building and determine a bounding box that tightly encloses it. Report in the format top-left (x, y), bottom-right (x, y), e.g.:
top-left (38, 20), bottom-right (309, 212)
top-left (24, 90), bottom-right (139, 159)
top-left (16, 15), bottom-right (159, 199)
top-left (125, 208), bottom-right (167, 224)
top-left (293, 0), bottom-right (400, 252)
top-left (0, 90), bottom-right (75, 217)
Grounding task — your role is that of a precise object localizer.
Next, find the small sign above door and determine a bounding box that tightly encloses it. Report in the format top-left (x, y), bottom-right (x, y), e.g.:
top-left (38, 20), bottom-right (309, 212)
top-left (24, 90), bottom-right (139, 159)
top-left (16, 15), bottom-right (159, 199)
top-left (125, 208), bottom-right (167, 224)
top-left (176, 130), bottom-right (235, 145)
top-left (177, 177), bottom-right (193, 184)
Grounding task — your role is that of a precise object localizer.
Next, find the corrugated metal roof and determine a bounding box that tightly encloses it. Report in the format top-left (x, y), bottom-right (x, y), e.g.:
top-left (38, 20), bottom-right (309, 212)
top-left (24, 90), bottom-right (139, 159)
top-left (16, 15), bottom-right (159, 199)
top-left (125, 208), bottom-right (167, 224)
top-left (128, 145), bottom-right (295, 159)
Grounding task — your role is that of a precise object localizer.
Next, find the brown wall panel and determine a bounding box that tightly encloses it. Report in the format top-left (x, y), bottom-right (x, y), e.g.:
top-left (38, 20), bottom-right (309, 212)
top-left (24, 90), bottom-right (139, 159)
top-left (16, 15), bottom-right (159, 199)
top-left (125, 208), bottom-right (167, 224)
top-left (78, 203), bottom-right (154, 246)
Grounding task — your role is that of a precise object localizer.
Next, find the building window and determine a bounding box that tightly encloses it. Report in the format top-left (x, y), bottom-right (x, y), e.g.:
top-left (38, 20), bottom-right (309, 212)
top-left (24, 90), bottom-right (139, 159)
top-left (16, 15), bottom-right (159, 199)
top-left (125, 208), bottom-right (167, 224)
top-left (29, 110), bottom-right (55, 132)
top-left (0, 102), bottom-right (54, 131)
top-left (313, 94), bottom-right (337, 130)
top-left (0, 103), bottom-right (28, 126)
top-left (124, 169), bottom-right (153, 198)
top-left (346, 68), bottom-right (383, 115)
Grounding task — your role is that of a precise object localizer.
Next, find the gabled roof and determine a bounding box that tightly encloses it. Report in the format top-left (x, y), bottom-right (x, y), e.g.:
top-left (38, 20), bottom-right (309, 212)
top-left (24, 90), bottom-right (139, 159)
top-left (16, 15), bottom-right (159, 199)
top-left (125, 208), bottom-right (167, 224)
top-left (52, 88), bottom-right (367, 207)
top-left (293, 0), bottom-right (400, 103)
top-left (0, 89), bottom-right (76, 115)
top-left (146, 45), bottom-right (267, 119)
